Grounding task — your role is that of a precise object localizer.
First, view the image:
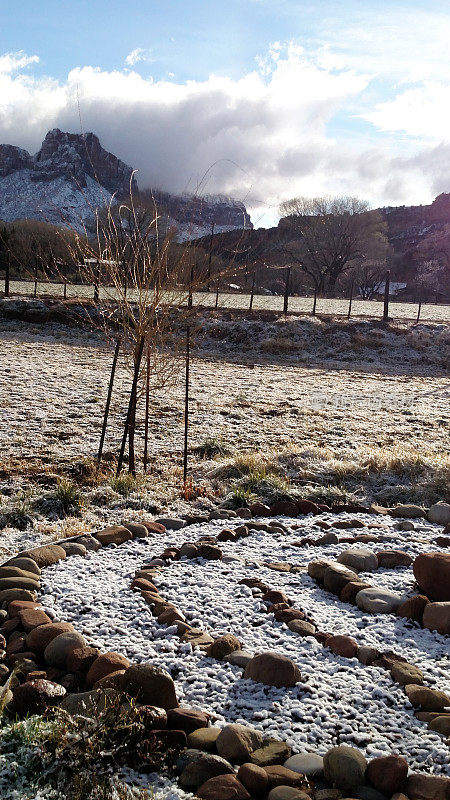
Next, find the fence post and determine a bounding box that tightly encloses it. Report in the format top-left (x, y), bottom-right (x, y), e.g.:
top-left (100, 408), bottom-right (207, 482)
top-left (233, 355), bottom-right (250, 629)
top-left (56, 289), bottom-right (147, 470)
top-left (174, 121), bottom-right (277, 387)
top-left (63, 279), bottom-right (67, 300)
top-left (347, 280), bottom-right (354, 319)
top-left (183, 326), bottom-right (190, 485)
top-left (249, 271), bottom-right (256, 310)
top-left (34, 258), bottom-right (38, 297)
top-left (312, 287), bottom-right (317, 316)
top-left (215, 282), bottom-right (219, 308)
top-left (94, 260), bottom-right (100, 303)
top-left (98, 337), bottom-right (121, 464)
top-left (416, 299), bottom-right (422, 324)
top-left (5, 252), bottom-right (10, 297)
top-left (283, 267), bottom-right (291, 315)
top-left (188, 263), bottom-right (194, 309)
top-left (383, 270), bottom-right (390, 321)
top-left (207, 222), bottom-right (214, 292)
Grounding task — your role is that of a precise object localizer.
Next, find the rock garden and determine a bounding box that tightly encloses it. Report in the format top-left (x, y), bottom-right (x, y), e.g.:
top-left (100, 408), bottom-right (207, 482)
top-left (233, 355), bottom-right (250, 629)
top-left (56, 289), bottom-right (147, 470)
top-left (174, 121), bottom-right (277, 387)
top-left (1, 498), bottom-right (449, 800)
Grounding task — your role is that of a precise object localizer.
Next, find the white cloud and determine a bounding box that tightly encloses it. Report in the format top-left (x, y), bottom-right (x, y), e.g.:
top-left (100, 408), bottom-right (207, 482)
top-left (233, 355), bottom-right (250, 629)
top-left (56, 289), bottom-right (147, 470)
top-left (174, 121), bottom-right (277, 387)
top-left (125, 48), bottom-right (153, 67)
top-left (0, 50), bottom-right (39, 74)
top-left (0, 40), bottom-right (449, 223)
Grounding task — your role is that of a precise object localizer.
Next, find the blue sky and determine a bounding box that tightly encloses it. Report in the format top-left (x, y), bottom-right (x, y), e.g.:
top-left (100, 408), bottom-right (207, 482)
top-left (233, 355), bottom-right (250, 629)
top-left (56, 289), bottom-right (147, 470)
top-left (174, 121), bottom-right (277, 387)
top-left (1, 0), bottom-right (450, 225)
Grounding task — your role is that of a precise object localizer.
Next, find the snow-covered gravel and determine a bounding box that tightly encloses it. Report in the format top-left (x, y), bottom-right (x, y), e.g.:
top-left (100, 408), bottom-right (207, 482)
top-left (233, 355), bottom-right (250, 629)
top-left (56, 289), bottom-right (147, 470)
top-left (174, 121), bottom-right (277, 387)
top-left (39, 512), bottom-right (450, 780)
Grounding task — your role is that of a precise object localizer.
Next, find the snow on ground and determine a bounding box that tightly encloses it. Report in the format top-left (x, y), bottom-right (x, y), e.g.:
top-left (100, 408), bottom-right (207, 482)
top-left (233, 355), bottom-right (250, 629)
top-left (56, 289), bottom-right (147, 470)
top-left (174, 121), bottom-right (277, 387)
top-left (39, 512), bottom-right (450, 781)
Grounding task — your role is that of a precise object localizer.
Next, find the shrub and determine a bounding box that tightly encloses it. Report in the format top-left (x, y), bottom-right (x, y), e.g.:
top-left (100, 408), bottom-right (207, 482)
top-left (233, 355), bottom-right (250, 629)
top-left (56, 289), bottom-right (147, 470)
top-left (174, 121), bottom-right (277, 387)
top-left (193, 437), bottom-right (233, 459)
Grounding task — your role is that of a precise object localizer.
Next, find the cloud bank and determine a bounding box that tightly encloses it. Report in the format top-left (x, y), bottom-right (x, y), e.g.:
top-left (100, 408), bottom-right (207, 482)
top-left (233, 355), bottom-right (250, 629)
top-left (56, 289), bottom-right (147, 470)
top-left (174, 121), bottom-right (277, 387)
top-left (1, 40), bottom-right (449, 226)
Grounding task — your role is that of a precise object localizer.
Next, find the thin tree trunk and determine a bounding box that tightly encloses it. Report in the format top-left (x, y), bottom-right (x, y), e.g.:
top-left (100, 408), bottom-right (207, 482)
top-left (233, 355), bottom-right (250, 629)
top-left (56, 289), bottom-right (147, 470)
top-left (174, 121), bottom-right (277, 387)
top-left (416, 299), bottom-right (422, 324)
top-left (143, 344), bottom-right (150, 472)
top-left (383, 270), bottom-right (390, 321)
top-left (183, 326), bottom-right (190, 484)
top-left (249, 271), bottom-right (256, 310)
top-left (312, 287), bottom-right (317, 316)
top-left (283, 267), bottom-right (291, 315)
top-left (347, 280), bottom-right (354, 319)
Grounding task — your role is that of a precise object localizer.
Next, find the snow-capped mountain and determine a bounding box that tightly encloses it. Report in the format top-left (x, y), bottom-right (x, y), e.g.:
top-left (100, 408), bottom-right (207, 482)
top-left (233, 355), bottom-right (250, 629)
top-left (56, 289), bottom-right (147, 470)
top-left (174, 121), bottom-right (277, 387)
top-left (0, 129), bottom-right (253, 238)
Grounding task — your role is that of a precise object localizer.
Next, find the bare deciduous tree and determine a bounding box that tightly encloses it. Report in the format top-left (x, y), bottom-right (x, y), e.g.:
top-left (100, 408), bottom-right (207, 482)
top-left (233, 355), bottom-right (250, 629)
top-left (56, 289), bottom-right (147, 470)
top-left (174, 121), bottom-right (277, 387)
top-left (278, 195), bottom-right (388, 295)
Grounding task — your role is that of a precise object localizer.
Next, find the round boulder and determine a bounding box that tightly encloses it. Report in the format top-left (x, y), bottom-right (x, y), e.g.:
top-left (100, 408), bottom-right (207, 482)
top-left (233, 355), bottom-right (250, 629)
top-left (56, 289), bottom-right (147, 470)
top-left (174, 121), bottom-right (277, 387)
top-left (43, 631), bottom-right (85, 669)
top-left (12, 679), bottom-right (66, 715)
top-left (244, 652), bottom-right (301, 688)
top-left (197, 774), bottom-right (251, 800)
top-left (367, 755), bottom-right (408, 796)
top-left (122, 662), bottom-right (178, 709)
top-left (337, 549), bottom-right (378, 572)
top-left (207, 635), bottom-right (242, 660)
top-left (323, 745), bottom-right (367, 792)
top-left (216, 723), bottom-right (263, 763)
top-left (325, 635), bottom-right (358, 659)
top-left (237, 763), bottom-right (268, 797)
top-left (423, 602), bottom-right (450, 636)
top-left (355, 587), bottom-right (404, 613)
top-left (427, 502), bottom-right (450, 525)
top-left (86, 651), bottom-right (130, 687)
top-left (413, 553), bottom-right (450, 602)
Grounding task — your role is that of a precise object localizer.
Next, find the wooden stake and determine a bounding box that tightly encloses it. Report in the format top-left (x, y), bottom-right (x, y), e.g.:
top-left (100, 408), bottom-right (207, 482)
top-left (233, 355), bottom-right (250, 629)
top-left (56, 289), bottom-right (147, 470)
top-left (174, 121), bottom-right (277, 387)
top-left (215, 282), bottom-right (219, 308)
top-left (416, 299), bottom-right (422, 324)
top-left (143, 344), bottom-right (150, 472)
top-left (94, 260), bottom-right (100, 303)
top-left (207, 221), bottom-right (214, 291)
top-left (63, 278), bottom-right (67, 300)
top-left (283, 266), bottom-right (291, 315)
top-left (5, 252), bottom-right (10, 297)
top-left (347, 280), bottom-right (354, 319)
top-left (188, 263), bottom-right (194, 309)
top-left (383, 270), bottom-right (390, 321)
top-left (116, 337), bottom-right (145, 475)
top-left (312, 287), bottom-right (317, 316)
top-left (98, 337), bottom-right (121, 464)
top-left (183, 326), bottom-right (190, 485)
top-left (34, 258), bottom-right (38, 297)
top-left (249, 271), bottom-right (256, 310)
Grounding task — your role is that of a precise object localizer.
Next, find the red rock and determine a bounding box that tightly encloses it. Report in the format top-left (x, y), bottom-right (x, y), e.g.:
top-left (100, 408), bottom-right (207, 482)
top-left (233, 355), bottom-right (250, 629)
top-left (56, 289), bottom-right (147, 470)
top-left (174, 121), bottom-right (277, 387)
top-left (197, 774), bottom-right (251, 800)
top-left (376, 550), bottom-right (413, 567)
top-left (167, 707), bottom-right (209, 733)
top-left (94, 525), bottom-right (133, 546)
top-left (141, 521), bottom-right (166, 534)
top-left (325, 635), bottom-right (358, 659)
top-left (396, 595), bottom-right (429, 622)
top-left (297, 499), bottom-right (320, 515)
top-left (131, 577), bottom-right (159, 592)
top-left (423, 602), bottom-right (450, 635)
top-left (26, 622), bottom-right (75, 654)
top-left (1, 618), bottom-right (20, 636)
top-left (237, 764), bottom-right (268, 797)
top-left (406, 772), bottom-right (450, 800)
top-left (314, 631), bottom-right (334, 644)
top-left (273, 608), bottom-right (305, 623)
top-left (7, 600), bottom-right (40, 618)
top-left (263, 766), bottom-right (304, 789)
top-left (269, 500), bottom-right (299, 517)
top-left (244, 652), bottom-right (301, 688)
top-left (207, 635), bottom-right (242, 660)
top-left (20, 545), bottom-right (66, 567)
top-left (434, 536), bottom-right (450, 547)
top-left (413, 553), bottom-right (450, 601)
top-left (217, 529), bottom-right (236, 542)
top-left (266, 602), bottom-right (290, 613)
top-left (249, 502), bottom-right (271, 516)
top-left (86, 651), bottom-right (130, 687)
top-left (340, 581), bottom-right (371, 604)
top-left (18, 608), bottom-right (52, 632)
top-left (6, 635), bottom-right (26, 656)
top-left (367, 755), bottom-right (408, 795)
top-left (94, 670), bottom-right (126, 690)
top-left (262, 589), bottom-right (289, 605)
top-left (7, 651), bottom-right (38, 667)
top-left (12, 679), bottom-right (66, 714)
top-left (66, 645), bottom-right (101, 674)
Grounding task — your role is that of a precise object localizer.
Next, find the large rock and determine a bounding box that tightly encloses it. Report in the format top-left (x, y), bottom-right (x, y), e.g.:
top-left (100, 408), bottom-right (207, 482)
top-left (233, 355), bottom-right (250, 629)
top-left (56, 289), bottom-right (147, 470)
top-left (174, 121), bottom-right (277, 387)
top-left (284, 753), bottom-right (324, 778)
top-left (323, 564), bottom-right (359, 595)
top-left (122, 663), bottom-right (178, 709)
top-left (0, 567), bottom-right (41, 581)
top-left (396, 595), bottom-right (429, 622)
top-left (20, 545), bottom-right (66, 567)
top-left (197, 774), bottom-right (251, 800)
top-left (404, 684), bottom-right (450, 712)
top-left (355, 587), bottom-right (404, 613)
top-left (216, 724), bottom-right (263, 763)
top-left (43, 631), bottom-right (85, 668)
top-left (5, 557), bottom-right (40, 575)
top-left (325, 635), bottom-right (358, 659)
top-left (423, 602), bottom-right (450, 635)
top-left (237, 763), bottom-right (268, 797)
top-left (413, 553), bottom-right (450, 601)
top-left (391, 505), bottom-right (426, 519)
top-left (244, 652), bottom-right (301, 688)
top-left (179, 752), bottom-right (235, 788)
top-left (390, 661), bottom-right (424, 686)
top-left (0, 588), bottom-right (37, 605)
top-left (60, 542), bottom-right (86, 557)
top-left (0, 576), bottom-right (40, 592)
top-left (60, 687), bottom-right (115, 716)
top-left (26, 622), bottom-right (75, 654)
top-left (12, 679), bottom-right (66, 715)
top-left (307, 560), bottom-right (333, 581)
top-left (267, 789), bottom-right (310, 800)
top-left (67, 645), bottom-right (101, 674)
top-left (207, 635), bottom-right (242, 660)
top-left (18, 607), bottom-right (52, 631)
top-left (323, 746), bottom-right (367, 792)
top-left (94, 526), bottom-right (133, 546)
top-left (337, 549), bottom-right (378, 572)
top-left (340, 580), bottom-right (372, 604)
top-left (376, 550), bottom-right (413, 568)
top-left (427, 502), bottom-right (450, 525)
top-left (167, 708), bottom-right (209, 733)
top-left (155, 517), bottom-right (185, 530)
top-left (86, 652), bottom-right (130, 686)
top-left (405, 773), bottom-right (450, 800)
top-left (263, 766), bottom-right (304, 789)
top-left (367, 755), bottom-right (408, 796)
top-left (250, 741), bottom-right (292, 767)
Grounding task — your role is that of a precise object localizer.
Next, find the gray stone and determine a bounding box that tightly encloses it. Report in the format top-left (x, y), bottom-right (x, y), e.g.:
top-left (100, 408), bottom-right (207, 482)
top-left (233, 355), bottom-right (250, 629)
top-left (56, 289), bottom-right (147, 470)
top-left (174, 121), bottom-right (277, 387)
top-left (357, 646), bottom-right (380, 666)
top-left (60, 688), bottom-right (115, 716)
top-left (323, 746), bottom-right (367, 792)
top-left (251, 741), bottom-right (292, 767)
top-left (180, 543), bottom-right (199, 559)
top-left (122, 663), bottom-right (178, 709)
top-left (223, 650), bottom-right (254, 669)
top-left (4, 557), bottom-right (40, 575)
top-left (284, 753), bottom-right (324, 779)
top-left (337, 548), bottom-right (378, 572)
top-left (60, 542), bottom-right (87, 557)
top-left (355, 587), bottom-right (404, 614)
top-left (73, 535), bottom-right (101, 551)
top-left (427, 502), bottom-right (450, 525)
top-left (43, 632), bottom-right (86, 668)
top-left (391, 505), bottom-right (426, 519)
top-left (287, 619), bottom-right (316, 637)
top-left (244, 652), bottom-right (301, 688)
top-left (188, 727), bottom-right (221, 751)
top-left (268, 789), bottom-right (311, 800)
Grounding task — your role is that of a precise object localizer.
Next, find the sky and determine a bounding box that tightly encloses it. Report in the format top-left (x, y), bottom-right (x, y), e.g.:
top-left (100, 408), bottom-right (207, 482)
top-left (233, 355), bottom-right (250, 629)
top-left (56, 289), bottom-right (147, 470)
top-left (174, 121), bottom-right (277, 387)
top-left (1, 0), bottom-right (450, 227)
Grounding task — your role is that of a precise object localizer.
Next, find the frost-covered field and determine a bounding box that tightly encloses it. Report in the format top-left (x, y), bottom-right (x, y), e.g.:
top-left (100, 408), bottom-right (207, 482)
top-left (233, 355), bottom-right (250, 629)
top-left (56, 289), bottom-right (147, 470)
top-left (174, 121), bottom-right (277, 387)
top-left (7, 281), bottom-right (450, 322)
top-left (38, 511), bottom-right (450, 789)
top-left (0, 313), bottom-right (449, 558)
